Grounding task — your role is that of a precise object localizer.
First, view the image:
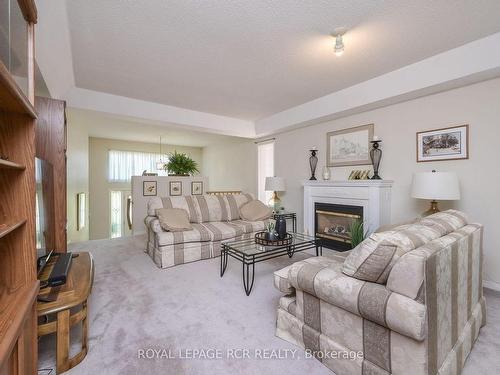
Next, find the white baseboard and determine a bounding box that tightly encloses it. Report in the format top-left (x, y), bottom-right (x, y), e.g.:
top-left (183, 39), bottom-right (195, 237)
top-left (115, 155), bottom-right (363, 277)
top-left (483, 280), bottom-right (500, 292)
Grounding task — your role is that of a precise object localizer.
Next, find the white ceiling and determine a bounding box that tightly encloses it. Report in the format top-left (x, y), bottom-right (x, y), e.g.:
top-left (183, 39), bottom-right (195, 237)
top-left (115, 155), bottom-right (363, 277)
top-left (67, 108), bottom-right (244, 147)
top-left (65, 0), bottom-right (500, 121)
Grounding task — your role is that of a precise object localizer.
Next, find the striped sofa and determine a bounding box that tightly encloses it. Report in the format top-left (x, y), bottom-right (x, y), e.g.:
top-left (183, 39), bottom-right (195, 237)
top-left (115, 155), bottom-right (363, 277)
top-left (145, 193), bottom-right (268, 268)
top-left (274, 210), bottom-right (485, 375)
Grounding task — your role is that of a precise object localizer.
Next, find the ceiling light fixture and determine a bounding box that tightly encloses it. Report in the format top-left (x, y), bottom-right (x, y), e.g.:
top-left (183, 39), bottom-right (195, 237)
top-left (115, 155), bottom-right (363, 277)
top-left (332, 28), bottom-right (347, 57)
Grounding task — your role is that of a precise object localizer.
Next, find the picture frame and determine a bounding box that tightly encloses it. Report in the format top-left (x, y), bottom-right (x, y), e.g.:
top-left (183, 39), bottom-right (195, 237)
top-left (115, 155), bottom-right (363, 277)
top-left (327, 124), bottom-right (374, 167)
top-left (143, 180), bottom-right (157, 196)
top-left (191, 181), bottom-right (203, 195)
top-left (76, 192), bottom-right (86, 231)
top-left (169, 181), bottom-right (182, 196)
top-left (417, 124), bottom-right (469, 162)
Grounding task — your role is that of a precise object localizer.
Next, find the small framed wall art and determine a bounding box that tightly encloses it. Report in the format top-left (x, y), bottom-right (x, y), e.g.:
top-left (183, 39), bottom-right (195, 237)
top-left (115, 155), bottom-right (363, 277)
top-left (169, 181), bottom-right (182, 196)
top-left (327, 124), bottom-right (374, 167)
top-left (143, 180), bottom-right (157, 196)
top-left (417, 124), bottom-right (469, 162)
top-left (191, 181), bottom-right (203, 195)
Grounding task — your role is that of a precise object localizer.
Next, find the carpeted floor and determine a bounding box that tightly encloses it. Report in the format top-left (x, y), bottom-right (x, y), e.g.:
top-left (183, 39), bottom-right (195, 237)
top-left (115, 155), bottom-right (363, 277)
top-left (38, 236), bottom-right (500, 375)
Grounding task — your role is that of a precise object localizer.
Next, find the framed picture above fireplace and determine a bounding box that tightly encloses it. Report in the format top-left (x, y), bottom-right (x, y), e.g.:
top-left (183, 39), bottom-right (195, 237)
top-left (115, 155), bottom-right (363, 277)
top-left (327, 124), bottom-right (374, 167)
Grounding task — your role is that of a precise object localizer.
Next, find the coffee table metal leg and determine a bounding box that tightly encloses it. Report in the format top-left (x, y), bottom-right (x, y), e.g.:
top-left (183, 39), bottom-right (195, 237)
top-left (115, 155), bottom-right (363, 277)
top-left (287, 245), bottom-right (294, 258)
top-left (242, 260), bottom-right (255, 296)
top-left (220, 246), bottom-right (228, 277)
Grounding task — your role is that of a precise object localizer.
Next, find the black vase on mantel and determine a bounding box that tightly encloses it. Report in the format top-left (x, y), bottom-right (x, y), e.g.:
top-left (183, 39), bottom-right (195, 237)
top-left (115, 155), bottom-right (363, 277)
top-left (275, 215), bottom-right (287, 240)
top-left (370, 140), bottom-right (382, 180)
top-left (309, 149), bottom-right (318, 180)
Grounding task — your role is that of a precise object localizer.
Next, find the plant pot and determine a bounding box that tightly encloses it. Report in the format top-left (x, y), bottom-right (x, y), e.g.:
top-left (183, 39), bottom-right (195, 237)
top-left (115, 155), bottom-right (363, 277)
top-left (265, 232), bottom-right (277, 241)
top-left (168, 174), bottom-right (190, 177)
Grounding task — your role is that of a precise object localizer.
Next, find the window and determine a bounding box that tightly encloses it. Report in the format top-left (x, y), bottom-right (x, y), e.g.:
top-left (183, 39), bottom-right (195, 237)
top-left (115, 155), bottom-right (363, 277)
top-left (108, 150), bottom-right (168, 182)
top-left (257, 141), bottom-right (274, 203)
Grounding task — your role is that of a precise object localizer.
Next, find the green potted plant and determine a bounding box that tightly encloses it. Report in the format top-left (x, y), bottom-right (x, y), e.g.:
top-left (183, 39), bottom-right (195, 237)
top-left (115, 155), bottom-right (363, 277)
top-left (164, 151), bottom-right (199, 176)
top-left (349, 219), bottom-right (367, 249)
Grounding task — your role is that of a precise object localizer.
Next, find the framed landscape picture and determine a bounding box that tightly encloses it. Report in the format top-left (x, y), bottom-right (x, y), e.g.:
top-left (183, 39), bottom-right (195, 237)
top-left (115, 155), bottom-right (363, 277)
top-left (417, 124), bottom-right (469, 162)
top-left (327, 124), bottom-right (374, 167)
top-left (143, 180), bottom-right (157, 196)
top-left (191, 181), bottom-right (203, 195)
top-left (169, 181), bottom-right (182, 196)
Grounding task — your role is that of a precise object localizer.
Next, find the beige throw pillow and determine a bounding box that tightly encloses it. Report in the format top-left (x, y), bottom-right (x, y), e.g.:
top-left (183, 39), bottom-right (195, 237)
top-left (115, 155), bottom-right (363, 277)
top-left (239, 200), bottom-right (272, 221)
top-left (156, 208), bottom-right (192, 232)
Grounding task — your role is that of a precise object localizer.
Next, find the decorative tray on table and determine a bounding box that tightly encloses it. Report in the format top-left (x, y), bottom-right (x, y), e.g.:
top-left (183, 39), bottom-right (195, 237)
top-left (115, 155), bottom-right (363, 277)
top-left (254, 231), bottom-right (293, 246)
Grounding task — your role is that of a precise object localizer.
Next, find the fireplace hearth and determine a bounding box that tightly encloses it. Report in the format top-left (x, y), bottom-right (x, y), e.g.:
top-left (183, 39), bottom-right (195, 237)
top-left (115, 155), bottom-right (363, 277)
top-left (315, 202), bottom-right (363, 251)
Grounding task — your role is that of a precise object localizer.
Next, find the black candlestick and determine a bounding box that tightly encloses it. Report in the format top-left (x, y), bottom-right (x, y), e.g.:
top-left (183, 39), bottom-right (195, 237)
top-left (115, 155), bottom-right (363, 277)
top-left (309, 150), bottom-right (318, 180)
top-left (370, 140), bottom-right (382, 180)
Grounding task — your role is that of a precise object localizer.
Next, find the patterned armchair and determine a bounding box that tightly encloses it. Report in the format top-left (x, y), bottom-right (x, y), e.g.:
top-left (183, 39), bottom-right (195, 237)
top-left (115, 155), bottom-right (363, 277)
top-left (274, 210), bottom-right (485, 375)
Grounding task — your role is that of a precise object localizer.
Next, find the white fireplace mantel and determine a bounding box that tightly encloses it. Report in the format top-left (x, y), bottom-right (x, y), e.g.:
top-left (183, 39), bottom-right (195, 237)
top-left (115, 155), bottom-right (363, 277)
top-left (303, 180), bottom-right (394, 237)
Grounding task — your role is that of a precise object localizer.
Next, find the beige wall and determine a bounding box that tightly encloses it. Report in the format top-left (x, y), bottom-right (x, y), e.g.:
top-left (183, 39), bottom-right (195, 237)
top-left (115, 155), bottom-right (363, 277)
top-left (202, 138), bottom-right (257, 195)
top-left (271, 78), bottom-right (500, 286)
top-left (89, 137), bottom-right (203, 240)
top-left (66, 112), bottom-right (89, 243)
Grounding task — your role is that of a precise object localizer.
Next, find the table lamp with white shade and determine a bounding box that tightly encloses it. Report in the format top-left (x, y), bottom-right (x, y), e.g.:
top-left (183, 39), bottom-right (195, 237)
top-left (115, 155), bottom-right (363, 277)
top-left (265, 176), bottom-right (286, 211)
top-left (411, 170), bottom-right (460, 216)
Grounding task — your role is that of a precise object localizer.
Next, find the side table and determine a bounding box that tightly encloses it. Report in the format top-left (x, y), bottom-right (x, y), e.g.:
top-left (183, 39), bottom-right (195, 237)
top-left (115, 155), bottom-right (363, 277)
top-left (37, 252), bottom-right (94, 374)
top-left (272, 211), bottom-right (297, 233)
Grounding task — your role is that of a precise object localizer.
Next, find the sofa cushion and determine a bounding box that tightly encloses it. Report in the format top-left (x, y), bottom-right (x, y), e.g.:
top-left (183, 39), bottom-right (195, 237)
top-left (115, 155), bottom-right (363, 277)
top-left (342, 210), bottom-right (468, 284)
top-left (194, 194), bottom-right (255, 222)
top-left (148, 196), bottom-right (202, 222)
top-left (156, 223), bottom-right (213, 246)
top-left (156, 208), bottom-right (192, 232)
top-left (154, 219), bottom-right (266, 246)
top-left (240, 200), bottom-right (272, 221)
top-left (203, 220), bottom-right (266, 241)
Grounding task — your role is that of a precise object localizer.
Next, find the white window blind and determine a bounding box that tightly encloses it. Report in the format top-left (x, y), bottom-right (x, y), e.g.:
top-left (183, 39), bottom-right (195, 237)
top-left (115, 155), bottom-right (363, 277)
top-left (108, 150), bottom-right (167, 182)
top-left (257, 141), bottom-right (274, 203)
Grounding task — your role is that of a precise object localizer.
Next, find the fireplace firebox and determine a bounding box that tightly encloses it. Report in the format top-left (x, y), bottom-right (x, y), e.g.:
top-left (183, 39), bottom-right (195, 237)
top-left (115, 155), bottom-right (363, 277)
top-left (315, 202), bottom-right (363, 251)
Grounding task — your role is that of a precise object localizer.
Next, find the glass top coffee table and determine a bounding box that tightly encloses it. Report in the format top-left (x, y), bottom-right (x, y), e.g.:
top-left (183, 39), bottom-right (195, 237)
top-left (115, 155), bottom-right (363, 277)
top-left (220, 233), bottom-right (321, 296)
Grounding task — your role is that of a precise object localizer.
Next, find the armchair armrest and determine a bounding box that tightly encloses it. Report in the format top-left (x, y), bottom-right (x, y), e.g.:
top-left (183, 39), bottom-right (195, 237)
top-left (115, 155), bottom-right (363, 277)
top-left (287, 258), bottom-right (426, 341)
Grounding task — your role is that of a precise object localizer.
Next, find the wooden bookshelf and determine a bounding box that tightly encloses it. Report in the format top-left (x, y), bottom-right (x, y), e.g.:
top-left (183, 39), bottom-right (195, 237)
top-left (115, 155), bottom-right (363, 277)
top-left (0, 220), bottom-right (27, 239)
top-left (0, 1), bottom-right (39, 374)
top-left (0, 159), bottom-right (26, 170)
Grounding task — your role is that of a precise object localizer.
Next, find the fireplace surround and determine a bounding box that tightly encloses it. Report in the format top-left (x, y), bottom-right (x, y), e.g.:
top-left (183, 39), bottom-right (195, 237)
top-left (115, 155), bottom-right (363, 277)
top-left (303, 180), bottom-right (393, 251)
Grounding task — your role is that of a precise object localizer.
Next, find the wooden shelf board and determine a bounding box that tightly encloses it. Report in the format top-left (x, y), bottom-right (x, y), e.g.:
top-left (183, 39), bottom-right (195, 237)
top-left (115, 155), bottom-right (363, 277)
top-left (0, 281), bottom-right (39, 369)
top-left (0, 60), bottom-right (36, 118)
top-left (0, 159), bottom-right (26, 170)
top-left (0, 219), bottom-right (27, 239)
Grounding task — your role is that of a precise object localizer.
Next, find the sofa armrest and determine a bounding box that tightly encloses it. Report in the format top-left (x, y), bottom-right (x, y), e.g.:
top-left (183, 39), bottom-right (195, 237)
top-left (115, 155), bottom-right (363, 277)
top-left (145, 216), bottom-right (163, 233)
top-left (288, 259), bottom-right (426, 341)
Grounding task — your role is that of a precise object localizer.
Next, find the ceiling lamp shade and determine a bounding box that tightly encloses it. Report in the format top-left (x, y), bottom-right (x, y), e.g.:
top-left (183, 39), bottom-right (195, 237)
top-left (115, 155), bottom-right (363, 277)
top-left (411, 171), bottom-right (460, 200)
top-left (265, 176), bottom-right (286, 192)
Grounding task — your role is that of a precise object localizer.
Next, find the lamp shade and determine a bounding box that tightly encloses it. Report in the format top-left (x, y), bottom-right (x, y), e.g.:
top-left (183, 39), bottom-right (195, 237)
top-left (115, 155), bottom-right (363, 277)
top-left (411, 171), bottom-right (460, 200)
top-left (265, 176), bottom-right (285, 191)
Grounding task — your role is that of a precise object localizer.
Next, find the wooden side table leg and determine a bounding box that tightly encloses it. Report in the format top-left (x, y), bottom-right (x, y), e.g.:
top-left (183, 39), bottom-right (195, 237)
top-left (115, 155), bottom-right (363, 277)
top-left (82, 301), bottom-right (88, 353)
top-left (56, 309), bottom-right (70, 374)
